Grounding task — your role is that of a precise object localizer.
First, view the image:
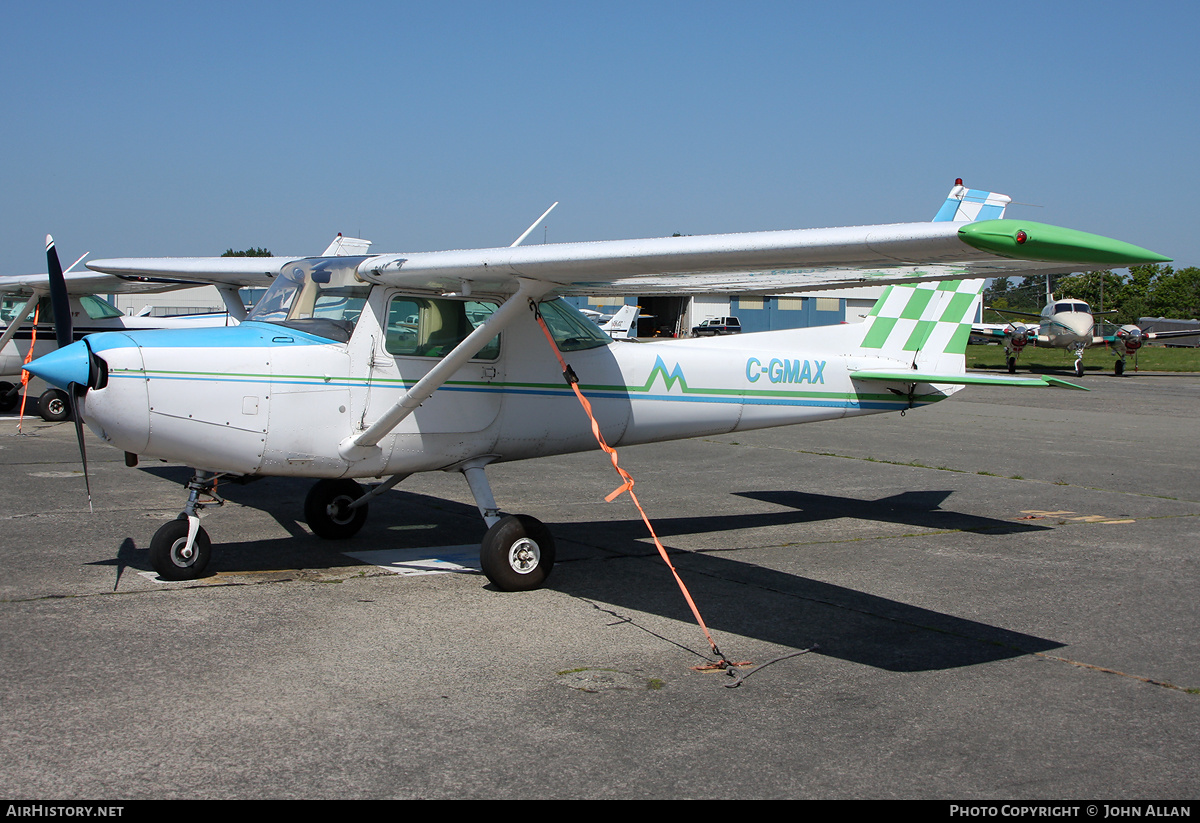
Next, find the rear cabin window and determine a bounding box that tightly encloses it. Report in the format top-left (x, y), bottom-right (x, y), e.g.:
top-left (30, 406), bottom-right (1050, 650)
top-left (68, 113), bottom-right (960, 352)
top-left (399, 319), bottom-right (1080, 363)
top-left (385, 297), bottom-right (501, 360)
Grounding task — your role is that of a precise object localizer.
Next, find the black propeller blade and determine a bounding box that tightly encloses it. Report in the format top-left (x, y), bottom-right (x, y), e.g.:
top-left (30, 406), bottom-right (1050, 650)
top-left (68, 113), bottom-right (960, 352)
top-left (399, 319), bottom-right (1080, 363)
top-left (44, 234), bottom-right (92, 513)
top-left (45, 236), bottom-right (73, 349)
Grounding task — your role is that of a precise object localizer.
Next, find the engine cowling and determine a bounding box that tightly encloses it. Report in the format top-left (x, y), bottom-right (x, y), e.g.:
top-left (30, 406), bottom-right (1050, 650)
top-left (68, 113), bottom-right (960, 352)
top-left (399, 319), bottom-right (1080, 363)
top-left (1008, 323), bottom-right (1033, 350)
top-left (1117, 324), bottom-right (1145, 354)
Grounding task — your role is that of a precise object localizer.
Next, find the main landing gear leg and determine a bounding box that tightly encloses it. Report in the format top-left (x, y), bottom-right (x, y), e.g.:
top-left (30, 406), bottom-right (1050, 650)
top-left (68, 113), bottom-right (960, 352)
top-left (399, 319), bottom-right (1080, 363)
top-left (461, 461), bottom-right (555, 592)
top-left (149, 470), bottom-right (222, 580)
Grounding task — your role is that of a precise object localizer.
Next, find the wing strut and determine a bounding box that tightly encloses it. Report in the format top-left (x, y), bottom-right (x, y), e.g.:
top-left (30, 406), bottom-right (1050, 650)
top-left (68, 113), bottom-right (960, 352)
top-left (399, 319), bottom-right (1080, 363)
top-left (216, 286), bottom-right (247, 321)
top-left (338, 279), bottom-right (553, 462)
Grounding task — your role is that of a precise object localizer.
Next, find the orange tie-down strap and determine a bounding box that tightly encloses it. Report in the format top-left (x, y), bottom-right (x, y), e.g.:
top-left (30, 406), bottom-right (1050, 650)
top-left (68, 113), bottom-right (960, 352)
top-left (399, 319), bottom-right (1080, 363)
top-left (531, 302), bottom-right (741, 670)
top-left (17, 305), bottom-right (40, 427)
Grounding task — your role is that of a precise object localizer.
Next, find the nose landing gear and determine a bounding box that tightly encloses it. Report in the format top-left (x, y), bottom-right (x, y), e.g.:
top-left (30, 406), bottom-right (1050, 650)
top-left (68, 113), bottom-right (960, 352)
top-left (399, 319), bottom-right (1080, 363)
top-left (148, 471), bottom-right (222, 580)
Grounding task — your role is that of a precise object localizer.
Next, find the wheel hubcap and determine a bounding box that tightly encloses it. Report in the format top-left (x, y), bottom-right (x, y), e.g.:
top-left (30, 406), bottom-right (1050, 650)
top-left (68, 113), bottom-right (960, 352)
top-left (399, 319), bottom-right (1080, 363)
top-left (327, 496), bottom-right (355, 525)
top-left (507, 537), bottom-right (541, 574)
top-left (170, 538), bottom-right (195, 566)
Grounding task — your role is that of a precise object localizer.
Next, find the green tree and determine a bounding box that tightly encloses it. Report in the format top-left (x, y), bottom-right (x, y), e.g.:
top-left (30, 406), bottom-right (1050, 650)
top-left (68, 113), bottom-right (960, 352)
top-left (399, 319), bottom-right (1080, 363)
top-left (1148, 266), bottom-right (1200, 320)
top-left (222, 247), bottom-right (273, 257)
top-left (986, 265), bottom-right (1199, 328)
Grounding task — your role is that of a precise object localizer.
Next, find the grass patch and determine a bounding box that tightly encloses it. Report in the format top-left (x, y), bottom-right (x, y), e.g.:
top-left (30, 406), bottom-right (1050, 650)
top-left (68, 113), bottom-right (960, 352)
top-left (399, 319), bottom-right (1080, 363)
top-left (968, 343), bottom-right (1200, 373)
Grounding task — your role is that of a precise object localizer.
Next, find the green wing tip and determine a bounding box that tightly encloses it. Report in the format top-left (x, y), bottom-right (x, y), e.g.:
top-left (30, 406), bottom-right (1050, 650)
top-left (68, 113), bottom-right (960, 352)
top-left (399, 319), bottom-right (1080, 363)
top-left (960, 220), bottom-right (1171, 266)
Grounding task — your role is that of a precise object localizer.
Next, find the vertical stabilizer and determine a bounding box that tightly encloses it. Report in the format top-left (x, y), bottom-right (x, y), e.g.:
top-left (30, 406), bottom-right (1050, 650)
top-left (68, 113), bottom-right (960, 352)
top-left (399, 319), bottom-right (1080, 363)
top-left (856, 278), bottom-right (986, 373)
top-left (600, 304), bottom-right (640, 339)
top-left (322, 234), bottom-right (373, 256)
top-left (932, 180), bottom-right (1011, 222)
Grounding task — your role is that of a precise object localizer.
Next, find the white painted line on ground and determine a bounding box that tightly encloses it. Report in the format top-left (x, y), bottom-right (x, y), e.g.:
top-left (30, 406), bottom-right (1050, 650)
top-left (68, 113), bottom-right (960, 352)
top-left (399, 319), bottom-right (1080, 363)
top-left (344, 545), bottom-right (482, 577)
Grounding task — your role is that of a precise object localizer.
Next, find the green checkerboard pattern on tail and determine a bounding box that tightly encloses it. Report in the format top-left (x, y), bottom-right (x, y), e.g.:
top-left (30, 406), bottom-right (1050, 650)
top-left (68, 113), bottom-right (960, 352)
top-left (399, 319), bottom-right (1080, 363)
top-left (859, 278), bottom-right (985, 360)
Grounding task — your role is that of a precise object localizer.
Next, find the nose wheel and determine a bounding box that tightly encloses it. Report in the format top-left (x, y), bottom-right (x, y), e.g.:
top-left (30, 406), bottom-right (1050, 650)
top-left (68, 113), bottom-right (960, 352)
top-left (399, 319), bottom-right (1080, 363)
top-left (149, 518), bottom-right (212, 580)
top-left (148, 470), bottom-right (222, 580)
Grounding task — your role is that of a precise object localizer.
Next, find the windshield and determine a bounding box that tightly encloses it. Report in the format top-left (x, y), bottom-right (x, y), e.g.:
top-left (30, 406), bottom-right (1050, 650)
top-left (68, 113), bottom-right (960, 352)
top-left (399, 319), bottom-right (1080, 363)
top-left (1054, 301), bottom-right (1090, 314)
top-left (246, 256), bottom-right (371, 342)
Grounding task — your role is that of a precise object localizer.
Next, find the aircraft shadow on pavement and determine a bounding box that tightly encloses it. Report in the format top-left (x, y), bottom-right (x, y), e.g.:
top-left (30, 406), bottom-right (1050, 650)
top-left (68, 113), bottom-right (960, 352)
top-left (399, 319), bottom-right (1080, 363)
top-left (116, 470), bottom-right (1061, 673)
top-left (548, 490), bottom-right (1060, 673)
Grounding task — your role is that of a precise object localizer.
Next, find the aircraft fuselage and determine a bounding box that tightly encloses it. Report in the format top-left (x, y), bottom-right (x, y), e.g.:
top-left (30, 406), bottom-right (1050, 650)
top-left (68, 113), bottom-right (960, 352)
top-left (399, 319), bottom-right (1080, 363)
top-left (74, 288), bottom-right (950, 479)
top-left (1038, 300), bottom-right (1095, 349)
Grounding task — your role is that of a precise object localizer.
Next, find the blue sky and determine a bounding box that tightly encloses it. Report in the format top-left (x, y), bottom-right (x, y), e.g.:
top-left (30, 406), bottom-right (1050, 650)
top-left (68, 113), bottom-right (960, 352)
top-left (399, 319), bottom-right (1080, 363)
top-left (3, 1), bottom-right (1196, 274)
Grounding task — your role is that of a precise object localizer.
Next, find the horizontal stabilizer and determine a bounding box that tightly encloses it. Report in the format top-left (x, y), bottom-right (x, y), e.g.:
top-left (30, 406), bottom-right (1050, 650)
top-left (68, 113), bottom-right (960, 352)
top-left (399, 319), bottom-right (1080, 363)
top-left (851, 370), bottom-right (1088, 390)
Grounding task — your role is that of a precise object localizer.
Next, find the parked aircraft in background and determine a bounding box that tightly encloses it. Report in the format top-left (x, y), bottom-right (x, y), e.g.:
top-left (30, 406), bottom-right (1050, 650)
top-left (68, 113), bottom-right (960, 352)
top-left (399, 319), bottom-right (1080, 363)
top-left (973, 279), bottom-right (1199, 376)
top-left (24, 186), bottom-right (1168, 594)
top-left (579, 304), bottom-right (641, 339)
top-left (1, 235), bottom-right (370, 418)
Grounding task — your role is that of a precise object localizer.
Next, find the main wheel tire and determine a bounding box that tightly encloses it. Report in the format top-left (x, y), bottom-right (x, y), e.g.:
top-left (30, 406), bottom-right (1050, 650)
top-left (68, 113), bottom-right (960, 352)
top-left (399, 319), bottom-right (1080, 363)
top-left (39, 388), bottom-right (72, 422)
top-left (480, 514), bottom-right (555, 592)
top-left (0, 381), bottom-right (17, 413)
top-left (149, 519), bottom-right (212, 581)
top-left (304, 479), bottom-right (368, 539)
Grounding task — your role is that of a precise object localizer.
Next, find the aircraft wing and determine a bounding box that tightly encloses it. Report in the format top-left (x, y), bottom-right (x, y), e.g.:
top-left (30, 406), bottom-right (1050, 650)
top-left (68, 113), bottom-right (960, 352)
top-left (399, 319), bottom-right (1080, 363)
top-left (87, 219), bottom-right (1170, 298)
top-left (987, 307), bottom-right (1043, 320)
top-left (5, 235), bottom-right (374, 298)
top-left (970, 324), bottom-right (1013, 341)
top-left (1099, 328), bottom-right (1200, 344)
top-left (0, 269), bottom-right (225, 297)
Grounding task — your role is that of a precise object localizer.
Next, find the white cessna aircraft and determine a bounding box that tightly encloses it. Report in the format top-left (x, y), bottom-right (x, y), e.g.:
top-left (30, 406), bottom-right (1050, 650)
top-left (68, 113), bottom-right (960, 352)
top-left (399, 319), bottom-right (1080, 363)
top-left (24, 185), bottom-right (1169, 590)
top-left (1, 234), bottom-right (371, 418)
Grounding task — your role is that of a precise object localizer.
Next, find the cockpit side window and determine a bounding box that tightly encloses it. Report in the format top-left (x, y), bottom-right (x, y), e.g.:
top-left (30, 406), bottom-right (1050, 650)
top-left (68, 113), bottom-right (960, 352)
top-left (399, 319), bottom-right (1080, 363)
top-left (536, 298), bottom-right (612, 352)
top-left (384, 296), bottom-right (500, 360)
top-left (79, 295), bottom-right (125, 320)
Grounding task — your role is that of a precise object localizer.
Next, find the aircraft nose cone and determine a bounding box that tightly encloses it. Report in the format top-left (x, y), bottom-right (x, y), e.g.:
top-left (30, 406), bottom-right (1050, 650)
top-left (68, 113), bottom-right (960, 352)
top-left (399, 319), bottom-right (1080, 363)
top-left (1066, 314), bottom-right (1093, 336)
top-left (23, 341), bottom-right (91, 390)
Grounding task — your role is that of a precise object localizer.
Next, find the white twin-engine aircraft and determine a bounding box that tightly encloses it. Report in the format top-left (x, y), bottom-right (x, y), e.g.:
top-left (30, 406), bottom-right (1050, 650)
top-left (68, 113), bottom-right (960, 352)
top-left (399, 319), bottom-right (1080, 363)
top-left (974, 290), bottom-right (1200, 377)
top-left (24, 183), bottom-right (1170, 590)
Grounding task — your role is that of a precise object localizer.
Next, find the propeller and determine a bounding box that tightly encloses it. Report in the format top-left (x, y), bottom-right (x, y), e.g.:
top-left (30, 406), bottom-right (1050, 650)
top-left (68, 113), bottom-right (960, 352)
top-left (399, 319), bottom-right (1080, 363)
top-left (43, 235), bottom-right (93, 513)
top-left (1115, 324), bottom-right (1146, 352)
top-left (1007, 322), bottom-right (1033, 349)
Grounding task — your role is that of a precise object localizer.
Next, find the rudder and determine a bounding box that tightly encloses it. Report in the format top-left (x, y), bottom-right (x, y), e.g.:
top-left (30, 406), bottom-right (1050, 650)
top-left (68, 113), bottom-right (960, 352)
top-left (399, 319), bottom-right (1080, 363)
top-left (933, 180), bottom-right (1011, 222)
top-left (856, 278), bottom-right (985, 372)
